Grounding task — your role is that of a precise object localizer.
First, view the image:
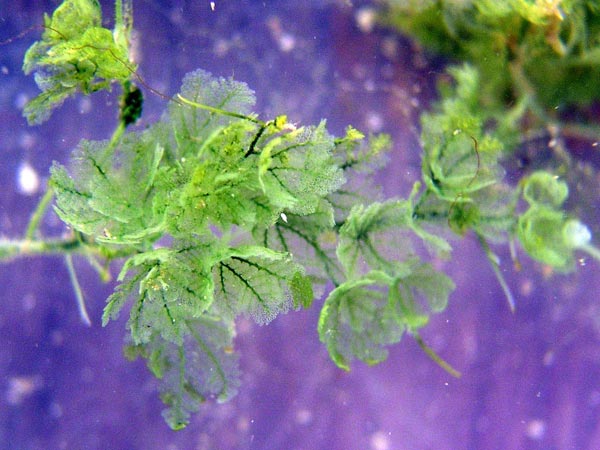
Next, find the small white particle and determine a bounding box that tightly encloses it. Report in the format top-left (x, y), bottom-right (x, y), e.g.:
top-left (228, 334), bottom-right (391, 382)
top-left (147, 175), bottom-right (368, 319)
top-left (17, 161), bottom-right (40, 196)
top-left (79, 96), bottom-right (92, 114)
top-left (365, 111), bottom-right (383, 132)
top-left (278, 33), bottom-right (296, 53)
top-left (280, 212), bottom-right (288, 223)
top-left (210, 2), bottom-right (215, 11)
top-left (15, 93), bottom-right (28, 109)
top-left (369, 430), bottom-right (390, 450)
top-left (295, 408), bottom-right (312, 425)
top-left (355, 7), bottom-right (376, 33)
top-left (525, 419), bottom-right (546, 440)
top-left (6, 376), bottom-right (42, 405)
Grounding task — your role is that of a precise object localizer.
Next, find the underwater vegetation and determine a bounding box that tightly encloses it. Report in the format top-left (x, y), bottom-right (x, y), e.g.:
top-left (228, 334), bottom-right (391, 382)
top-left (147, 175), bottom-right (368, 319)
top-left (1, 0), bottom-right (599, 430)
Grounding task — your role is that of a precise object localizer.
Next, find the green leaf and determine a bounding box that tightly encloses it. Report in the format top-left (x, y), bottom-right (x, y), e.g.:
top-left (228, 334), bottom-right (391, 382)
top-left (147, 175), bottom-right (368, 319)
top-left (318, 262), bottom-right (455, 370)
top-left (254, 199), bottom-right (344, 288)
top-left (517, 206), bottom-right (575, 271)
top-left (337, 193), bottom-right (451, 277)
top-left (169, 120), bottom-right (269, 233)
top-left (164, 71), bottom-right (344, 234)
top-left (167, 70), bottom-right (257, 162)
top-left (337, 200), bottom-right (411, 276)
top-left (421, 126), bottom-right (505, 203)
top-left (50, 132), bottom-right (167, 244)
top-left (213, 245), bottom-right (307, 324)
top-left (318, 271), bottom-right (402, 370)
top-left (521, 170), bottom-right (569, 208)
top-left (126, 316), bottom-right (240, 430)
top-left (22, 0), bottom-right (132, 124)
top-left (290, 271), bottom-right (314, 309)
top-left (103, 244), bottom-right (216, 345)
top-left (256, 121), bottom-right (346, 216)
top-left (516, 171), bottom-right (587, 271)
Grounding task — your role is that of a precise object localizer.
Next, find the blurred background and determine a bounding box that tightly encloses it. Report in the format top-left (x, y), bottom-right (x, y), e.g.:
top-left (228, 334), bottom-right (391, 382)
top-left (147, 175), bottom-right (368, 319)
top-left (1, 1), bottom-right (600, 449)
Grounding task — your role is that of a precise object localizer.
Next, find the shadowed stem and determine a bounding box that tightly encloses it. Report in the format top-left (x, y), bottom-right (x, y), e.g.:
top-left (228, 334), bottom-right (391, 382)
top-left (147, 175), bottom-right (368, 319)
top-left (413, 333), bottom-right (461, 378)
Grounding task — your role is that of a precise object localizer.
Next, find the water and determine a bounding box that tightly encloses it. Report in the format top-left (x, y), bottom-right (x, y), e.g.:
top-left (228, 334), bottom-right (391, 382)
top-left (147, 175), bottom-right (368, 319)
top-left (1, 1), bottom-right (599, 449)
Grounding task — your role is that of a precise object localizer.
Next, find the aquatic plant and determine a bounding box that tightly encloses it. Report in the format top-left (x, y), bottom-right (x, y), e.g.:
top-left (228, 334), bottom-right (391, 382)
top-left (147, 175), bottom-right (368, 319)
top-left (1, 0), bottom-right (598, 429)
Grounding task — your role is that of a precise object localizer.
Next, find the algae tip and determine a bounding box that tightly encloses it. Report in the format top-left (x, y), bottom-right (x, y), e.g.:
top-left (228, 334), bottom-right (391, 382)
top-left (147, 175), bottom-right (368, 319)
top-left (477, 233), bottom-right (516, 313)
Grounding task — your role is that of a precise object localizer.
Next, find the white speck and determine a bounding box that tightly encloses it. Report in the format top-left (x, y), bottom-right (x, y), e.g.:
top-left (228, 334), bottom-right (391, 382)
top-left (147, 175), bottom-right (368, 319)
top-left (365, 111), bottom-right (383, 132)
top-left (280, 212), bottom-right (288, 223)
top-left (79, 96), bottom-right (92, 114)
top-left (23, 293), bottom-right (36, 311)
top-left (18, 132), bottom-right (37, 150)
top-left (213, 38), bottom-right (230, 57)
top-left (295, 408), bottom-right (312, 425)
top-left (16, 161), bottom-right (40, 196)
top-left (210, 1), bottom-right (215, 11)
top-left (278, 32), bottom-right (296, 53)
top-left (369, 430), bottom-right (391, 450)
top-left (364, 79), bottom-right (376, 92)
top-left (525, 419), bottom-right (546, 440)
top-left (15, 93), bottom-right (28, 109)
top-left (355, 7), bottom-right (377, 33)
top-left (6, 376), bottom-right (42, 405)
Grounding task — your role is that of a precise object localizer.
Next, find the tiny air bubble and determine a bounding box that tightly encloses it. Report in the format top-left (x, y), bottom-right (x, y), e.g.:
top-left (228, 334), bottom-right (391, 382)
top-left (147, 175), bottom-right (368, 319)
top-left (16, 161), bottom-right (40, 195)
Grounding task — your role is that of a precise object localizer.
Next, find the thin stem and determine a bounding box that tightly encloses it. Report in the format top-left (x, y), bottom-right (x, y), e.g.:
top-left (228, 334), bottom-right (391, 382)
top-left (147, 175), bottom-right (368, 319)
top-left (65, 254), bottom-right (92, 326)
top-left (477, 233), bottom-right (516, 312)
top-left (414, 333), bottom-right (461, 378)
top-left (25, 188), bottom-right (55, 240)
top-left (0, 236), bottom-right (81, 261)
top-left (176, 94), bottom-right (264, 125)
top-left (0, 234), bottom-right (138, 262)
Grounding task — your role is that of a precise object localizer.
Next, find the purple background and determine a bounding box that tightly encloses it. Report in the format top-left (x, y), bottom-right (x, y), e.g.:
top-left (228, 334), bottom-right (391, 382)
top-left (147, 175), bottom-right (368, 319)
top-left (2, 1), bottom-right (600, 449)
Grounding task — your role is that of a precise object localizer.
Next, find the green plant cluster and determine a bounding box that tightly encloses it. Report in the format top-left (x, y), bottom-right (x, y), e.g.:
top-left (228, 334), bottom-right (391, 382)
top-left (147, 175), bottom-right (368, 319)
top-left (22, 0), bottom-right (134, 125)
top-left (383, 0), bottom-right (600, 120)
top-left (1, 0), bottom-right (599, 429)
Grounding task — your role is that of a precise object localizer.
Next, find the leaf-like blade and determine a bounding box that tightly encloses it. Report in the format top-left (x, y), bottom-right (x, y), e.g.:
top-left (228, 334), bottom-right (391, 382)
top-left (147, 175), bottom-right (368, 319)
top-left (318, 262), bottom-right (455, 370)
top-left (22, 0), bottom-right (132, 124)
top-left (126, 316), bottom-right (240, 430)
top-left (318, 270), bottom-right (404, 371)
top-left (255, 199), bottom-right (344, 288)
top-left (337, 199), bottom-right (414, 276)
top-left (103, 245), bottom-right (215, 345)
top-left (50, 132), bottom-right (167, 244)
top-left (257, 121), bottom-right (346, 216)
top-left (213, 246), bottom-right (306, 324)
top-left (167, 69), bottom-right (257, 161)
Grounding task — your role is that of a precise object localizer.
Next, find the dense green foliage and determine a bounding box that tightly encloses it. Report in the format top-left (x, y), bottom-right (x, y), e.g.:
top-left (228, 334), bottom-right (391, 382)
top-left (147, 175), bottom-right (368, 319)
top-left (1, 0), bottom-right (599, 429)
top-left (22, 0), bottom-right (133, 124)
top-left (384, 0), bottom-right (600, 118)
